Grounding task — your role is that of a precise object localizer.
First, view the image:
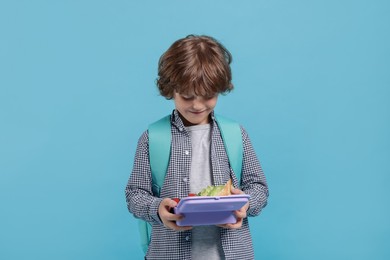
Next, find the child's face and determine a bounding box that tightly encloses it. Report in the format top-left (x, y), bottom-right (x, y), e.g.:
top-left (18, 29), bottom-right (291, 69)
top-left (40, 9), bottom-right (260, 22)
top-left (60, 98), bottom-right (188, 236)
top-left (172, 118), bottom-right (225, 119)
top-left (173, 92), bottom-right (218, 126)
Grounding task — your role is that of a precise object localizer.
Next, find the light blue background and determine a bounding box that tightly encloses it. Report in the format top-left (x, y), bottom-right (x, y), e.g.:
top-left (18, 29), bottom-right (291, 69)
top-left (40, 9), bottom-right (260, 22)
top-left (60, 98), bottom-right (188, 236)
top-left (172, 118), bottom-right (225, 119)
top-left (1, 1), bottom-right (389, 259)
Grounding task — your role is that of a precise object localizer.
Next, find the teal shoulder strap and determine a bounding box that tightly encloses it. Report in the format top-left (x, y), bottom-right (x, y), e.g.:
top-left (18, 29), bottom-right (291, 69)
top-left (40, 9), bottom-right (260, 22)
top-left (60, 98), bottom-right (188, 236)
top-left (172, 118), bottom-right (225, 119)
top-left (148, 115), bottom-right (172, 196)
top-left (214, 114), bottom-right (243, 184)
top-left (138, 219), bottom-right (152, 254)
top-left (138, 115), bottom-right (172, 254)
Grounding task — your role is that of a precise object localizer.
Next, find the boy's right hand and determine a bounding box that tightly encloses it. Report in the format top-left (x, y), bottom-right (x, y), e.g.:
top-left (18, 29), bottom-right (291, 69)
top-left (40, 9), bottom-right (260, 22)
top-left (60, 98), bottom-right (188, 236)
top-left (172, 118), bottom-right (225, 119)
top-left (158, 198), bottom-right (193, 231)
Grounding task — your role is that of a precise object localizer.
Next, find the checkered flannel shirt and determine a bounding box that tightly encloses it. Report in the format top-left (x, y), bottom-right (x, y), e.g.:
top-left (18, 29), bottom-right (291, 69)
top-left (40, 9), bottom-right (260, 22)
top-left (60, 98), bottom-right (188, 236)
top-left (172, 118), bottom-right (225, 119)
top-left (125, 110), bottom-right (269, 260)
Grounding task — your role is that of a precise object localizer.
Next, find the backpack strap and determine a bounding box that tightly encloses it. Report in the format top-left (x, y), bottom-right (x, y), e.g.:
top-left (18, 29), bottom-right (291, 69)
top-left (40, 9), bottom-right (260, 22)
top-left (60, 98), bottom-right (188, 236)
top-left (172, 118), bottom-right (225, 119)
top-left (139, 115), bottom-right (172, 254)
top-left (214, 115), bottom-right (243, 185)
top-left (148, 115), bottom-right (172, 196)
top-left (138, 219), bottom-right (152, 254)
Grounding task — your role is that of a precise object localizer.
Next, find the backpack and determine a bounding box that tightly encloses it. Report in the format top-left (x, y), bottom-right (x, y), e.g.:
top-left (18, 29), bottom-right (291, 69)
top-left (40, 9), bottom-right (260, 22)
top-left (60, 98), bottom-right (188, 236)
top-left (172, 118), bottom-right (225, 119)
top-left (138, 114), bottom-right (243, 254)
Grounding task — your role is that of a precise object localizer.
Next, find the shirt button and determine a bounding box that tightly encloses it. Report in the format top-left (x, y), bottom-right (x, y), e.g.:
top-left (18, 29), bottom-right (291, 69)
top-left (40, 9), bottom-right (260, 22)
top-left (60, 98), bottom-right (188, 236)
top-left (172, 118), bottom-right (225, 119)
top-left (183, 177), bottom-right (188, 182)
top-left (179, 127), bottom-right (184, 132)
top-left (185, 236), bottom-right (190, 241)
top-left (184, 150), bottom-right (190, 155)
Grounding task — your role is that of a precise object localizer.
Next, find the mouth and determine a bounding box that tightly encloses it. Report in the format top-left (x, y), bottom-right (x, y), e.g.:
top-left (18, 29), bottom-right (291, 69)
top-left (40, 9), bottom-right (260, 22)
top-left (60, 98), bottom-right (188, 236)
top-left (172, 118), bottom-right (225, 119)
top-left (190, 110), bottom-right (205, 115)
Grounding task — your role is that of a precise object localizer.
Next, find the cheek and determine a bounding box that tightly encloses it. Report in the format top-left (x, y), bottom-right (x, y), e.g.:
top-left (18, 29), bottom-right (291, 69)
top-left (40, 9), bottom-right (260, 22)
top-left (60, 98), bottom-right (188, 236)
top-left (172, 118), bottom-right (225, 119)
top-left (207, 98), bottom-right (218, 109)
top-left (174, 99), bottom-right (185, 109)
top-left (176, 101), bottom-right (191, 112)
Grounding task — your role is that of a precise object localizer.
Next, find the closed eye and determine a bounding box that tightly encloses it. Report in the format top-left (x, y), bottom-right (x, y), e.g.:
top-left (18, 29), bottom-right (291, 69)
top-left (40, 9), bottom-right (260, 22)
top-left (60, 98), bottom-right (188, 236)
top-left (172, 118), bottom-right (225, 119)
top-left (181, 95), bottom-right (195, 101)
top-left (204, 95), bottom-right (217, 100)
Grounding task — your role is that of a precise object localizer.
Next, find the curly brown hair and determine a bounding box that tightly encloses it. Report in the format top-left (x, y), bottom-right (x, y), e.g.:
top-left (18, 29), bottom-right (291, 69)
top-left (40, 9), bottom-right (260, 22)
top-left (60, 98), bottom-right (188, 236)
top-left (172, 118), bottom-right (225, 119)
top-left (156, 35), bottom-right (234, 99)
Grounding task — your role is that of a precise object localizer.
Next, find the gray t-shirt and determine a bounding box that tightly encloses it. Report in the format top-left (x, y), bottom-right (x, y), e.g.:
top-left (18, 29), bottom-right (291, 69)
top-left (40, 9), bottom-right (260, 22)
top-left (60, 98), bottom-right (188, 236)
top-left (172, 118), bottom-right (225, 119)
top-left (186, 124), bottom-right (225, 260)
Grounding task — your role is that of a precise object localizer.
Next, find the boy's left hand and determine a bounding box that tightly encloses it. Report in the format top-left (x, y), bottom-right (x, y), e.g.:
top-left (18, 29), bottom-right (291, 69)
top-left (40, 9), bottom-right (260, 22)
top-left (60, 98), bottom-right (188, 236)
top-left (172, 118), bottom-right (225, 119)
top-left (217, 187), bottom-right (249, 229)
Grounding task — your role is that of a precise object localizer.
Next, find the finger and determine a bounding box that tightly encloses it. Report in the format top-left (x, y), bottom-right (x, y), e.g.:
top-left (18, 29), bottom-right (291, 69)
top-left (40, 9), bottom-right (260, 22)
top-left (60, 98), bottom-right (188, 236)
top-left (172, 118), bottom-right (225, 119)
top-left (168, 199), bottom-right (178, 208)
top-left (222, 219), bottom-right (243, 229)
top-left (161, 198), bottom-right (178, 208)
top-left (219, 223), bottom-right (240, 229)
top-left (165, 213), bottom-right (184, 222)
top-left (217, 217), bottom-right (243, 229)
top-left (160, 199), bottom-right (179, 216)
top-left (225, 223), bottom-right (241, 229)
top-left (234, 209), bottom-right (247, 219)
top-left (159, 208), bottom-right (181, 220)
top-left (231, 187), bottom-right (244, 195)
top-left (162, 200), bottom-right (178, 211)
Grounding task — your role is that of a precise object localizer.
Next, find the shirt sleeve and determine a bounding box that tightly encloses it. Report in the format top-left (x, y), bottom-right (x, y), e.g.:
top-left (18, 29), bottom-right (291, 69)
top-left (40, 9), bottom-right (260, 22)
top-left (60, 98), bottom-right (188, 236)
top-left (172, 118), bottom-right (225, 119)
top-left (125, 131), bottom-right (163, 225)
top-left (240, 126), bottom-right (269, 216)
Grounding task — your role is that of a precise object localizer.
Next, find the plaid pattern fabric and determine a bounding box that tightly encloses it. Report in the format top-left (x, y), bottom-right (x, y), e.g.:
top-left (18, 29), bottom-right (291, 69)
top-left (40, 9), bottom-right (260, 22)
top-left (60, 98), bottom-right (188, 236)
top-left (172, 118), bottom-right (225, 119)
top-left (125, 110), bottom-right (269, 260)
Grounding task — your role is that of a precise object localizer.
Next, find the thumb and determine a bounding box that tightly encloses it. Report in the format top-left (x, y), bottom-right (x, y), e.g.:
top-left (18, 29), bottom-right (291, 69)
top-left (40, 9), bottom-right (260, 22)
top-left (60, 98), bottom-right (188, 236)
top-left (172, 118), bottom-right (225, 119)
top-left (231, 187), bottom-right (244, 195)
top-left (162, 198), bottom-right (176, 208)
top-left (169, 198), bottom-right (179, 208)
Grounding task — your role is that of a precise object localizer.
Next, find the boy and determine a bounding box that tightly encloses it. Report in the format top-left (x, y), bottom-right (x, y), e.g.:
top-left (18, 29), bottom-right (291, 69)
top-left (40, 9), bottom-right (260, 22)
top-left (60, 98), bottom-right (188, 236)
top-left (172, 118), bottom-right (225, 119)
top-left (125, 35), bottom-right (268, 259)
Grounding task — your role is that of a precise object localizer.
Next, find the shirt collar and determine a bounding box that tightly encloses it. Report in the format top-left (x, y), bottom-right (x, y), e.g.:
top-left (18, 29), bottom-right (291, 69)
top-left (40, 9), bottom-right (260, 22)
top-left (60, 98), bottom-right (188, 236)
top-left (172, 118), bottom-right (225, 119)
top-left (170, 109), bottom-right (216, 130)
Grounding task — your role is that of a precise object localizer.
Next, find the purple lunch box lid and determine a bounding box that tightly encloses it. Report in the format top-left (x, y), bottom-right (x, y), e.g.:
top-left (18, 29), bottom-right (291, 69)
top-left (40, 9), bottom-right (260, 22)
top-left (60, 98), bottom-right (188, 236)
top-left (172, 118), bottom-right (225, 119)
top-left (174, 195), bottom-right (250, 226)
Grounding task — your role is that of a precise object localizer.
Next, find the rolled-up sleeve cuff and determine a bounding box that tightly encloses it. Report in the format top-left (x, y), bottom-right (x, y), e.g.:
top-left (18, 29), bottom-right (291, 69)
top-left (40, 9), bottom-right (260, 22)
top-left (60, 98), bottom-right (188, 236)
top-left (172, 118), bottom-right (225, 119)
top-left (149, 197), bottom-right (164, 224)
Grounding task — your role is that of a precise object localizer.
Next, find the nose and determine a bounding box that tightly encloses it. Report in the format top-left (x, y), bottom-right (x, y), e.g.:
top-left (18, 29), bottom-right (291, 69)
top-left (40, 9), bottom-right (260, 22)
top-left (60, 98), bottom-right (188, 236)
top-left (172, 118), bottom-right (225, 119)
top-left (192, 97), bottom-right (204, 110)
